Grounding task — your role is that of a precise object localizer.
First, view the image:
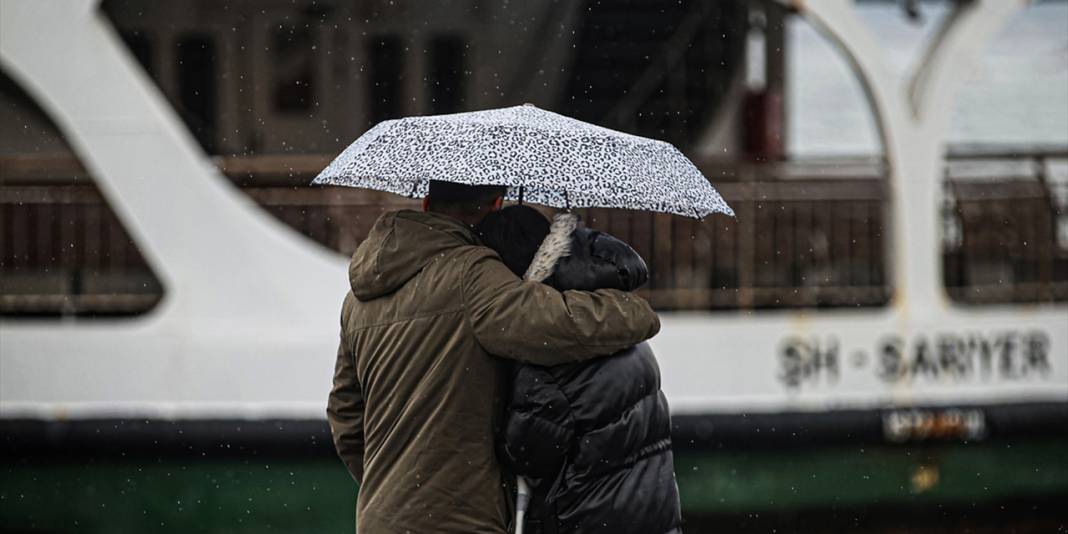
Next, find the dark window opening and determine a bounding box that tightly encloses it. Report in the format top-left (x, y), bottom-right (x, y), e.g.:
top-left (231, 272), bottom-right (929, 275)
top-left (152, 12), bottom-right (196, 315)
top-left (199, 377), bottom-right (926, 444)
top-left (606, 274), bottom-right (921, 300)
top-left (0, 71), bottom-right (164, 318)
top-left (367, 35), bottom-right (404, 126)
top-left (427, 35), bottom-right (466, 115)
top-left (272, 24), bottom-right (317, 113)
top-left (942, 158), bottom-right (1068, 304)
top-left (120, 30), bottom-right (154, 77)
top-left (175, 33), bottom-right (217, 153)
top-left (560, 0), bottom-right (747, 150)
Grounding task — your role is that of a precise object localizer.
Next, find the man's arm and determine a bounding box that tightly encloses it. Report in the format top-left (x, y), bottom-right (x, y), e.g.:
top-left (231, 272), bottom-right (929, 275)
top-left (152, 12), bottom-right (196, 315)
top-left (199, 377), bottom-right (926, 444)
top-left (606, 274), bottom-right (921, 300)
top-left (326, 335), bottom-right (365, 484)
top-left (462, 248), bottom-right (660, 366)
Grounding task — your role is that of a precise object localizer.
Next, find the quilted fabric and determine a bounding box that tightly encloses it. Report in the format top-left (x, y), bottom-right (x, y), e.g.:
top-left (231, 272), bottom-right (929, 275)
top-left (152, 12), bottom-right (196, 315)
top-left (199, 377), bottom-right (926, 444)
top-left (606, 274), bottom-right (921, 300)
top-left (494, 217), bottom-right (682, 534)
top-left (313, 104), bottom-right (733, 219)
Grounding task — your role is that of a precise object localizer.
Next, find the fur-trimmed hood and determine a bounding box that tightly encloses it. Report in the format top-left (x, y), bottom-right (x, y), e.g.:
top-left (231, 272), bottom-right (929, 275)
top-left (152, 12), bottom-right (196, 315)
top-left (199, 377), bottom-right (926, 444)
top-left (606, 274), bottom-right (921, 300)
top-left (525, 213), bottom-right (649, 292)
top-left (524, 213), bottom-right (578, 282)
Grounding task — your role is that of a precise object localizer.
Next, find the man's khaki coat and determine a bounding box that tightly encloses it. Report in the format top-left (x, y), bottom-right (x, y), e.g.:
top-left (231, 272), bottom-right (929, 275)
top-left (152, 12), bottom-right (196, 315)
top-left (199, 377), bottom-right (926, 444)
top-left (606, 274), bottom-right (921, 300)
top-left (327, 210), bottom-right (660, 533)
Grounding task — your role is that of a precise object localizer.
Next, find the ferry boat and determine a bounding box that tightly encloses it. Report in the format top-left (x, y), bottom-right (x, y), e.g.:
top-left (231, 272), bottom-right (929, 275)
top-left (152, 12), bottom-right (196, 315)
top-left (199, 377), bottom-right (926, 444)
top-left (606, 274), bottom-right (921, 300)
top-left (1, 0), bottom-right (1065, 531)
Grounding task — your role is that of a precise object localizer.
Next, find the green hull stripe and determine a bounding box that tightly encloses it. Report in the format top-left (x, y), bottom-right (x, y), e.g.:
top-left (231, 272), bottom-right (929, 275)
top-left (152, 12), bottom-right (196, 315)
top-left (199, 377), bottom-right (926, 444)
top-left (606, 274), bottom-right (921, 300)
top-left (2, 438), bottom-right (1066, 532)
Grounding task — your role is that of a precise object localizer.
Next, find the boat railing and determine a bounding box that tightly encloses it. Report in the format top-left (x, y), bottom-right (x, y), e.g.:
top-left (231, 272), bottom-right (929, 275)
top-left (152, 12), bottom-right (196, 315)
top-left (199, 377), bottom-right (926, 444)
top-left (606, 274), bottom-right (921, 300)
top-left (1, 149), bottom-right (1064, 315)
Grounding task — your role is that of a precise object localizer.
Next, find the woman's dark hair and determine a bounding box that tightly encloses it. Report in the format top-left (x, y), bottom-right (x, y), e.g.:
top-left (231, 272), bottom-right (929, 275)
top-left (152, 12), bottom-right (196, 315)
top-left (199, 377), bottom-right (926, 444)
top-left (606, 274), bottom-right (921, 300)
top-left (476, 205), bottom-right (550, 277)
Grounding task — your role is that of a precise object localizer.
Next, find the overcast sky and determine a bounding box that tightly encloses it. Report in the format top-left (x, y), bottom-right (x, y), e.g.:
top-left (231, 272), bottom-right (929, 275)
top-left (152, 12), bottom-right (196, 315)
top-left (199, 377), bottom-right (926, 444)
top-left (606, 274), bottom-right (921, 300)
top-left (787, 1), bottom-right (1068, 157)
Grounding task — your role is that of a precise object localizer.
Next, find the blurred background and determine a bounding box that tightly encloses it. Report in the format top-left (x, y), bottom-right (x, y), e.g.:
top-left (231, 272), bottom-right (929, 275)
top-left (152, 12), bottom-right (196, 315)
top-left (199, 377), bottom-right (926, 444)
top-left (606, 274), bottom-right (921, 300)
top-left (1, 0), bottom-right (1066, 532)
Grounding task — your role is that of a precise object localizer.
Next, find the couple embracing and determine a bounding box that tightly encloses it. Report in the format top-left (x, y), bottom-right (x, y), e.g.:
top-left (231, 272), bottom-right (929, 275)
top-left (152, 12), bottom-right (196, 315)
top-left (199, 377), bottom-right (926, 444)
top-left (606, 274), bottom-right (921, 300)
top-left (327, 180), bottom-right (682, 534)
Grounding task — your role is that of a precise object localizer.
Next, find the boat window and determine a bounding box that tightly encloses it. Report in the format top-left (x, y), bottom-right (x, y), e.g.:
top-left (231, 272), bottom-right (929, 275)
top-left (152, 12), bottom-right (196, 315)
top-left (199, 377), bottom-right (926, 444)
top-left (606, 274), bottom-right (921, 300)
top-left (0, 72), bottom-right (164, 318)
top-left (271, 24), bottom-right (317, 114)
top-left (427, 35), bottom-right (467, 115)
top-left (119, 30), bottom-right (154, 77)
top-left (942, 3), bottom-right (1068, 304)
top-left (366, 35), bottom-right (405, 126)
top-left (176, 33), bottom-right (217, 152)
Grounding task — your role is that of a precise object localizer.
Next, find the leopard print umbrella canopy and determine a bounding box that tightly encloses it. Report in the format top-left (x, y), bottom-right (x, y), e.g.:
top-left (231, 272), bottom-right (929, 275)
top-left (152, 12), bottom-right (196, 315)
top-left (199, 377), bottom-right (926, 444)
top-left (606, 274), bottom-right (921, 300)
top-left (312, 104), bottom-right (733, 219)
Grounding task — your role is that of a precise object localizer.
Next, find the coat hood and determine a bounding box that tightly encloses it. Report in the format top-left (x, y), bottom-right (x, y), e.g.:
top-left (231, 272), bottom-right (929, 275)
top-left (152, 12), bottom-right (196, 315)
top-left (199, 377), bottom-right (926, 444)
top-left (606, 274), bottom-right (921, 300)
top-left (525, 213), bottom-right (649, 292)
top-left (348, 210), bottom-right (479, 301)
top-left (523, 213), bottom-right (579, 282)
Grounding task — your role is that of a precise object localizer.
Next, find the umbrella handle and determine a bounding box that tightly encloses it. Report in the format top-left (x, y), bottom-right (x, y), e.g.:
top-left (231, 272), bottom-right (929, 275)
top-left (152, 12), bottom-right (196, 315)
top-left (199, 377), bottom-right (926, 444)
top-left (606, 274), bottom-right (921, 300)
top-left (515, 475), bottom-right (532, 534)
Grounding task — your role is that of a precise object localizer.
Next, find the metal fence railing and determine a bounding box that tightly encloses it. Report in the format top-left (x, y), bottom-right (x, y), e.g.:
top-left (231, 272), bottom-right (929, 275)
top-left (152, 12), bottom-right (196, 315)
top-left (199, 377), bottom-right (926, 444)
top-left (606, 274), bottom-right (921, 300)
top-left (1, 153), bottom-right (1065, 316)
top-left (570, 179), bottom-right (889, 310)
top-left (942, 153), bottom-right (1068, 304)
top-left (0, 185), bottom-right (162, 315)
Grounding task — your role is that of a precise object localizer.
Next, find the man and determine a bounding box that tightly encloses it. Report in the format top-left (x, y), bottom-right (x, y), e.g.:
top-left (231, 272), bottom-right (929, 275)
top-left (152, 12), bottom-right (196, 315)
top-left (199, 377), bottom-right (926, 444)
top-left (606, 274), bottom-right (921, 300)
top-left (327, 181), bottom-right (661, 533)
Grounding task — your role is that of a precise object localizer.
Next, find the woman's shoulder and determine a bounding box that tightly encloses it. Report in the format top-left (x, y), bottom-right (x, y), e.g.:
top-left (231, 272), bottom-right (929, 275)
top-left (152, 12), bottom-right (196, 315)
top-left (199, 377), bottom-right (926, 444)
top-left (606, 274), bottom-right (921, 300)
top-left (519, 343), bottom-right (659, 422)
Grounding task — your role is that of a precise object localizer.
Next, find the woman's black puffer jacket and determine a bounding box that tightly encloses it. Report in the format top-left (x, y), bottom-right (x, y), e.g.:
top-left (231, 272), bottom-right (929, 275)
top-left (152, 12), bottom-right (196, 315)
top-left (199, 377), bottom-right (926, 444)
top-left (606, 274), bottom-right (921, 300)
top-left (488, 211), bottom-right (682, 534)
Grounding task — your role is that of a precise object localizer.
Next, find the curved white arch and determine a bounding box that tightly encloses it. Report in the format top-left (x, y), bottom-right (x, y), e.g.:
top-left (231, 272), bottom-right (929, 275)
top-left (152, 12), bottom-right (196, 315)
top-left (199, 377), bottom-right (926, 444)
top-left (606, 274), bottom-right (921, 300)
top-left (662, 0), bottom-right (1065, 413)
top-left (1, 0), bottom-right (347, 418)
top-left (794, 0), bottom-right (1029, 312)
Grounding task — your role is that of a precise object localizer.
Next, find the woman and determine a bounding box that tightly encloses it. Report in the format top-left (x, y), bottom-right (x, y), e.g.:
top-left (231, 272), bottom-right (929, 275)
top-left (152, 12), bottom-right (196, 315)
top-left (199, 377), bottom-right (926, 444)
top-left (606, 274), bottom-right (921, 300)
top-left (477, 205), bottom-right (682, 534)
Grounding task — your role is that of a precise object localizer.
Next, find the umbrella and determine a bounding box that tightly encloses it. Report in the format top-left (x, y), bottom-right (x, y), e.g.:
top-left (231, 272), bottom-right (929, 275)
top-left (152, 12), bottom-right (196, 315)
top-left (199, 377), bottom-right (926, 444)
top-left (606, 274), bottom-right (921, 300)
top-left (313, 104), bottom-right (733, 219)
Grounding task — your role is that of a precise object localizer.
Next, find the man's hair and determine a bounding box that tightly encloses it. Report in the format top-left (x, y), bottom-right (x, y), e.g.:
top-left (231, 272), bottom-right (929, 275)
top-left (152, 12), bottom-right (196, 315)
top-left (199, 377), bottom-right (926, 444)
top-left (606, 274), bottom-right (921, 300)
top-left (426, 180), bottom-right (506, 213)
